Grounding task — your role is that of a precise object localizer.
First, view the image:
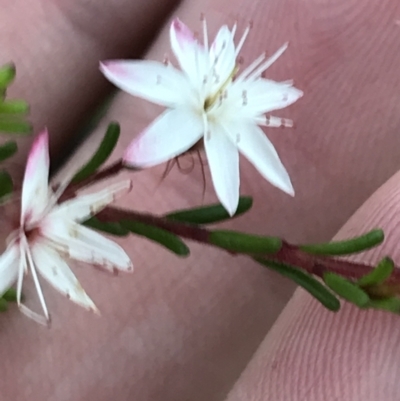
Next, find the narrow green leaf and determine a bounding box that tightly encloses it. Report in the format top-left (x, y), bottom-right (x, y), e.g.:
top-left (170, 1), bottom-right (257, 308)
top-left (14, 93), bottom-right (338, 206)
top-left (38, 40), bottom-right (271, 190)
top-left (323, 272), bottom-right (370, 307)
top-left (0, 99), bottom-right (29, 114)
top-left (209, 230), bottom-right (281, 254)
top-left (367, 297), bottom-right (400, 313)
top-left (0, 119), bottom-right (32, 134)
top-left (0, 298), bottom-right (8, 312)
top-left (0, 64), bottom-right (15, 88)
top-left (256, 258), bottom-right (341, 311)
top-left (300, 229), bottom-right (384, 256)
top-left (2, 288), bottom-right (17, 302)
top-left (357, 257), bottom-right (394, 287)
top-left (166, 196), bottom-right (253, 224)
top-left (0, 141), bottom-right (17, 162)
top-left (0, 170), bottom-right (13, 199)
top-left (121, 220), bottom-right (190, 256)
top-left (83, 217), bottom-right (129, 236)
top-left (72, 122), bottom-right (120, 183)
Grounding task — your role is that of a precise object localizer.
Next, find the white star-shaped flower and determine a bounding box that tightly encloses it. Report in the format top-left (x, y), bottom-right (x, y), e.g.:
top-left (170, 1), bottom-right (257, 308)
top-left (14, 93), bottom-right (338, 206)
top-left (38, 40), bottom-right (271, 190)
top-left (101, 18), bottom-right (303, 215)
top-left (0, 130), bottom-right (133, 324)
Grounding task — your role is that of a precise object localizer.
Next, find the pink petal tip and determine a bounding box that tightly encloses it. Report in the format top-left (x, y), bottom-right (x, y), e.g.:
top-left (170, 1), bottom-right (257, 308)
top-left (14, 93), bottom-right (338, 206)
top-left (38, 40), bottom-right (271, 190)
top-left (171, 18), bottom-right (196, 46)
top-left (100, 61), bottom-right (128, 78)
top-left (25, 129), bottom-right (49, 178)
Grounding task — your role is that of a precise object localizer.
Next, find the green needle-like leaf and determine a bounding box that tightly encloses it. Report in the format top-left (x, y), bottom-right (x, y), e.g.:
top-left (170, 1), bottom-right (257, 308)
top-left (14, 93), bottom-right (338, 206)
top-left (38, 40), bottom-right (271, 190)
top-left (0, 64), bottom-right (15, 88)
top-left (72, 122), bottom-right (120, 183)
top-left (121, 220), bottom-right (190, 256)
top-left (0, 170), bottom-right (13, 199)
top-left (256, 258), bottom-right (341, 311)
top-left (300, 229), bottom-right (384, 256)
top-left (2, 288), bottom-right (17, 302)
top-left (367, 297), bottom-right (400, 313)
top-left (0, 298), bottom-right (8, 312)
top-left (357, 257), bottom-right (394, 287)
top-left (0, 141), bottom-right (17, 162)
top-left (0, 119), bottom-right (31, 134)
top-left (166, 196), bottom-right (253, 224)
top-left (323, 272), bottom-right (370, 307)
top-left (209, 230), bottom-right (281, 254)
top-left (84, 217), bottom-right (129, 236)
top-left (0, 99), bottom-right (29, 114)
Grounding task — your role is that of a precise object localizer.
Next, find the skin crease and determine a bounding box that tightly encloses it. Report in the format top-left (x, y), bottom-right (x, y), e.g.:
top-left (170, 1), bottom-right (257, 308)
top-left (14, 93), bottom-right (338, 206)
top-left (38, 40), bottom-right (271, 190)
top-left (1, 0), bottom-right (400, 400)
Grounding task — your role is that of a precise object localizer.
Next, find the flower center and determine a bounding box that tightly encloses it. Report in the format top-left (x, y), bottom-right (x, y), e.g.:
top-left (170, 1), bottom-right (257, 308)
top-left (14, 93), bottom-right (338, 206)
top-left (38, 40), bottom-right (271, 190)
top-left (203, 65), bottom-right (239, 112)
top-left (23, 224), bottom-right (41, 243)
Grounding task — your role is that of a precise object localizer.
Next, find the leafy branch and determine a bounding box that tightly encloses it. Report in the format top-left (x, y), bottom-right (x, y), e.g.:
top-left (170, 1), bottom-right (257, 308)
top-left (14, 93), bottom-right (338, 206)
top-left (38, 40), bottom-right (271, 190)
top-left (54, 121), bottom-right (400, 315)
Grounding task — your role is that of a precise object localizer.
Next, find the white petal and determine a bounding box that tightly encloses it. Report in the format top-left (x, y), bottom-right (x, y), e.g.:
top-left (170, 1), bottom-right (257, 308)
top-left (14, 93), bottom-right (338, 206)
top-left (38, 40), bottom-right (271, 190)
top-left (21, 130), bottom-right (50, 225)
top-left (224, 122), bottom-right (294, 195)
top-left (49, 180), bottom-right (132, 223)
top-left (40, 220), bottom-right (133, 272)
top-left (31, 242), bottom-right (98, 312)
top-left (123, 109), bottom-right (204, 168)
top-left (204, 124), bottom-right (240, 215)
top-left (169, 18), bottom-right (209, 87)
top-left (0, 245), bottom-right (19, 295)
top-left (225, 78), bottom-right (303, 118)
top-left (208, 25), bottom-right (236, 92)
top-left (100, 60), bottom-right (193, 108)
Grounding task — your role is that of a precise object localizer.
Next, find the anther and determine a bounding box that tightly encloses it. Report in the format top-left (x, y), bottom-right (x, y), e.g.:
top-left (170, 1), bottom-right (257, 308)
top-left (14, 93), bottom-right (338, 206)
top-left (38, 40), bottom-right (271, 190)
top-left (162, 55), bottom-right (169, 65)
top-left (242, 90), bottom-right (248, 105)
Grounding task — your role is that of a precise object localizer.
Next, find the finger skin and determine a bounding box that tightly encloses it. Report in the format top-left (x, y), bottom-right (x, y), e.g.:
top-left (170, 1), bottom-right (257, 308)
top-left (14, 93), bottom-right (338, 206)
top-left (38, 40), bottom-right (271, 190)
top-left (0, 0), bottom-right (180, 178)
top-left (2, 0), bottom-right (400, 400)
top-left (226, 171), bottom-right (400, 401)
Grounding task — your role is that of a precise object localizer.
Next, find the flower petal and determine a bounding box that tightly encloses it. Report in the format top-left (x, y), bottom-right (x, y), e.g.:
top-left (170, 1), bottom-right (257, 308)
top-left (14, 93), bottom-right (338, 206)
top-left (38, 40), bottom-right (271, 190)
top-left (40, 220), bottom-right (133, 272)
top-left (225, 78), bottom-right (303, 119)
top-left (224, 122), bottom-right (294, 195)
top-left (100, 60), bottom-right (193, 108)
top-left (21, 129), bottom-right (50, 224)
top-left (123, 109), bottom-right (203, 168)
top-left (204, 124), bottom-right (239, 215)
top-left (169, 18), bottom-right (209, 86)
top-left (31, 242), bottom-right (98, 312)
top-left (208, 25), bottom-right (236, 92)
top-left (49, 180), bottom-right (132, 223)
top-left (0, 245), bottom-right (19, 295)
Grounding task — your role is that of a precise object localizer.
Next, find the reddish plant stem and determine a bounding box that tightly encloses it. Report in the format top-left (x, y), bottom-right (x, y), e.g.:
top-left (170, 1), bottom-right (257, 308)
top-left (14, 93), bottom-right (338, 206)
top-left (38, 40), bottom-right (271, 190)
top-left (72, 160), bottom-right (125, 191)
top-left (61, 160), bottom-right (141, 201)
top-left (97, 206), bottom-right (400, 286)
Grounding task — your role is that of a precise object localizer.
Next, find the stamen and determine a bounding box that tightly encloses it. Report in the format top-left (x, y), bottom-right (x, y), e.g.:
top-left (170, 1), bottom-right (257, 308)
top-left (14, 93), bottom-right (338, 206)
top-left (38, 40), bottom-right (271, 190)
top-left (235, 24), bottom-right (251, 57)
top-left (201, 15), bottom-right (208, 52)
top-left (246, 43), bottom-right (288, 81)
top-left (236, 52), bottom-right (266, 82)
top-left (231, 23), bottom-right (237, 40)
top-left (17, 240), bottom-right (26, 307)
top-left (255, 115), bottom-right (293, 127)
top-left (20, 235), bottom-right (50, 325)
